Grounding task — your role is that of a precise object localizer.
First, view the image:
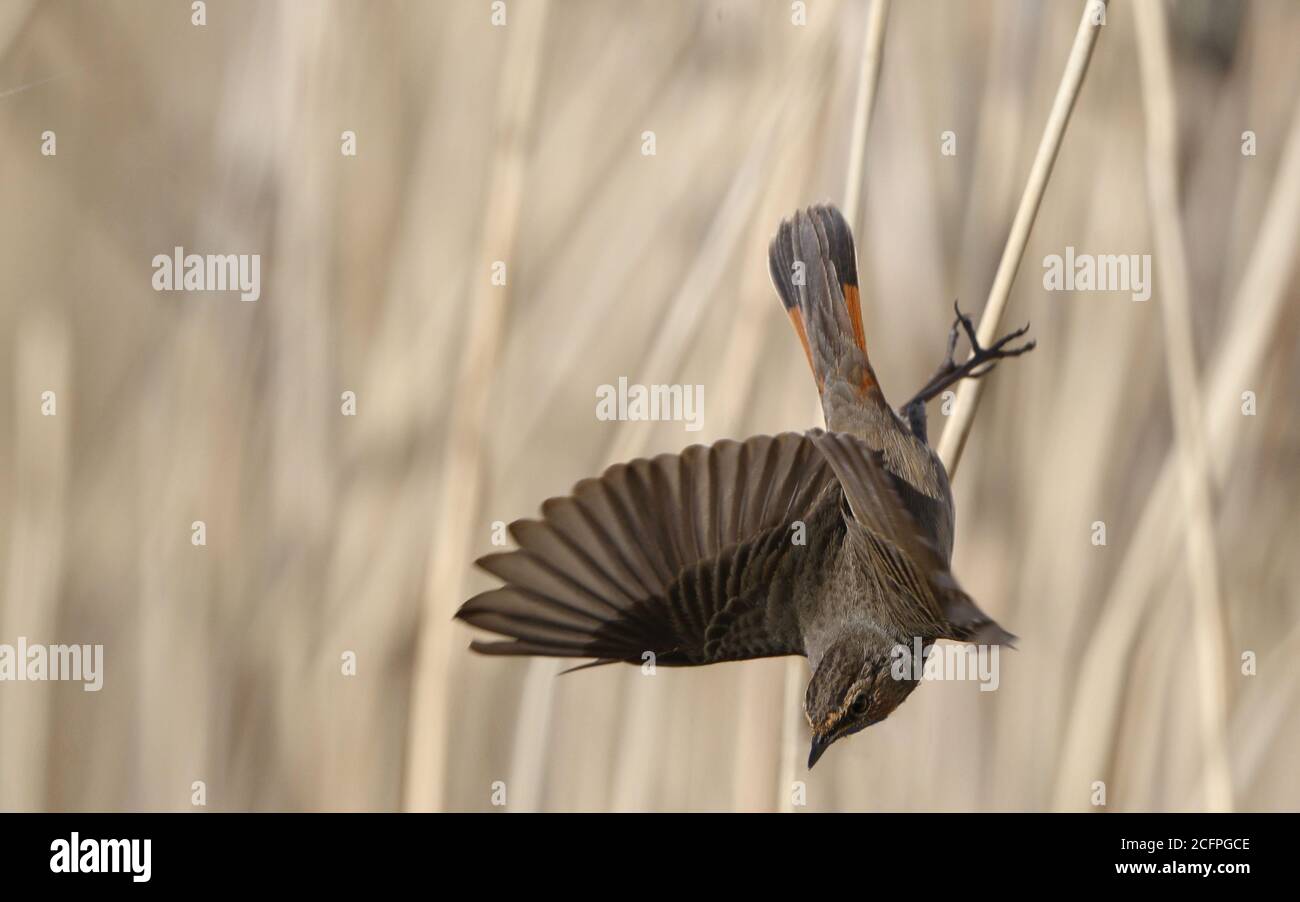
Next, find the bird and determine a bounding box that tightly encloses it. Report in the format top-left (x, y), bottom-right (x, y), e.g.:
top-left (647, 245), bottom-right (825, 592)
top-left (455, 204), bottom-right (1035, 769)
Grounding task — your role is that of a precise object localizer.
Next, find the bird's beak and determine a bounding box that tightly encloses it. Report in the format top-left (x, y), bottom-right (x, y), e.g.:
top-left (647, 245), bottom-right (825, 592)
top-left (807, 733), bottom-right (830, 770)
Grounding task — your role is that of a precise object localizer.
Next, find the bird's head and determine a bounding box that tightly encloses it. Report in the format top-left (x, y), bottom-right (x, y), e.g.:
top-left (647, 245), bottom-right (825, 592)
top-left (803, 635), bottom-right (920, 769)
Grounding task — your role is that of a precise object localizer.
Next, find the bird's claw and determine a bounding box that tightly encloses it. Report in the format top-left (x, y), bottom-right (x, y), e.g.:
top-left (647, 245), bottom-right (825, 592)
top-left (943, 300), bottom-right (1034, 372)
top-left (903, 300), bottom-right (1037, 410)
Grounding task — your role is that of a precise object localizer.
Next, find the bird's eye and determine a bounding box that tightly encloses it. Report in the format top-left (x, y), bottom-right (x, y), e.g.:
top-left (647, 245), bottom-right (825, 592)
top-left (848, 693), bottom-right (869, 717)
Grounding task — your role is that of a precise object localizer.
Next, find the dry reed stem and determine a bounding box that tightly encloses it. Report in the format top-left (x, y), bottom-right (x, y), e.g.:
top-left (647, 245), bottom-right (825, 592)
top-left (842, 0), bottom-right (891, 229)
top-left (1053, 89), bottom-right (1300, 810)
top-left (403, 0), bottom-right (551, 811)
top-left (937, 0), bottom-right (1108, 476)
top-left (1132, 0), bottom-right (1233, 812)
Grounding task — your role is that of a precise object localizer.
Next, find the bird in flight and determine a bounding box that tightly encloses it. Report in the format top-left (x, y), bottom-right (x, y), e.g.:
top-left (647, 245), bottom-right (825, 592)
top-left (456, 204), bottom-right (1034, 768)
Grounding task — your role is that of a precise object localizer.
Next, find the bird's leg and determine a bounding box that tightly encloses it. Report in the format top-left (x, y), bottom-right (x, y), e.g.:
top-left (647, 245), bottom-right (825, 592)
top-left (902, 300), bottom-right (1036, 416)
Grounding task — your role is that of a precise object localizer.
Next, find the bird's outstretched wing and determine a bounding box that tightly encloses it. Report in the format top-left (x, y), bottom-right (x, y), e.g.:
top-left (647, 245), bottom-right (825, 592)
top-left (808, 429), bottom-right (1014, 645)
top-left (456, 432), bottom-right (837, 667)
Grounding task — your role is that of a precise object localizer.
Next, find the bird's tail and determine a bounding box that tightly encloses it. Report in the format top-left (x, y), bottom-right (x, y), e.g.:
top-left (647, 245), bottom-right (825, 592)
top-left (768, 205), bottom-right (882, 410)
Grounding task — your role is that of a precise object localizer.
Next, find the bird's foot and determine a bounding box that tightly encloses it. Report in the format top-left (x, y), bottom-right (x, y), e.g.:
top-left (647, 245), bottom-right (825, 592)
top-left (904, 300), bottom-right (1036, 409)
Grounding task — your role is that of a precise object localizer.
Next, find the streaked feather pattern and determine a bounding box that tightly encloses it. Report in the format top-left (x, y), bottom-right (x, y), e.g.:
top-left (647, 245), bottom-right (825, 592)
top-left (458, 427), bottom-right (1011, 668)
top-left (457, 432), bottom-right (837, 665)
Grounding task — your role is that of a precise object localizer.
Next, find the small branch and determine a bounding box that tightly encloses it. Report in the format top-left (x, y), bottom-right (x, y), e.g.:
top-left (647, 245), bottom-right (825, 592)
top-left (937, 0), bottom-right (1108, 477)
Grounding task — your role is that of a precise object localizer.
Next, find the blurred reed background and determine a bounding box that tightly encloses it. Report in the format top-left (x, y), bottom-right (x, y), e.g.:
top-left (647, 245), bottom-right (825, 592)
top-left (0, 0), bottom-right (1297, 812)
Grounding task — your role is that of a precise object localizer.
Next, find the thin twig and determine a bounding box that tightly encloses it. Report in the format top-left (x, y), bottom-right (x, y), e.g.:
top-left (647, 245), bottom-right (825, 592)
top-left (1133, 0), bottom-right (1232, 812)
top-left (937, 0), bottom-right (1108, 476)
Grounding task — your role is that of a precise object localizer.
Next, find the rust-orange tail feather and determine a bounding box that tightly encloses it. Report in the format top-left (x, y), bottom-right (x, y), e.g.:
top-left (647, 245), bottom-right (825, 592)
top-left (768, 205), bottom-right (881, 406)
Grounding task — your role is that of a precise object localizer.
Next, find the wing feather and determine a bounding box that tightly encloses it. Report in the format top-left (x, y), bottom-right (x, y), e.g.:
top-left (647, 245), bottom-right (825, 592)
top-left (456, 432), bottom-right (837, 665)
top-left (808, 429), bottom-right (1014, 645)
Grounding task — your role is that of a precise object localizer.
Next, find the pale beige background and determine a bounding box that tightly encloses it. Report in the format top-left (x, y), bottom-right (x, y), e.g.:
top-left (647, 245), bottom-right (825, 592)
top-left (0, 0), bottom-right (1296, 811)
